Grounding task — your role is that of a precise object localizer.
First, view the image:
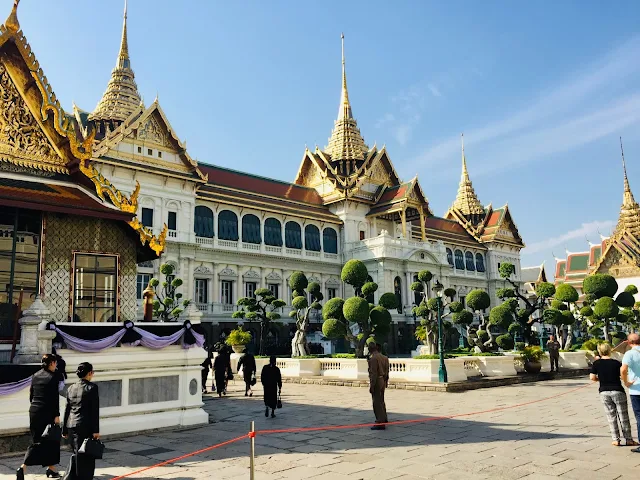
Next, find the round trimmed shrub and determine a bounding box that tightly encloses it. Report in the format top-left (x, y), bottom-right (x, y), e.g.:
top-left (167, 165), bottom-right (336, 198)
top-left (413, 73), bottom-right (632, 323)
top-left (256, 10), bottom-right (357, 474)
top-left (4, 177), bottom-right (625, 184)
top-left (322, 297), bottom-right (345, 321)
top-left (448, 301), bottom-right (463, 314)
top-left (593, 296), bottom-right (619, 319)
top-left (370, 306), bottom-right (392, 327)
top-left (508, 322), bottom-right (522, 335)
top-left (444, 288), bottom-right (457, 299)
top-left (255, 288), bottom-right (272, 298)
top-left (467, 290), bottom-right (491, 312)
top-left (378, 292), bottom-right (398, 310)
top-left (292, 296), bottom-right (308, 310)
top-left (624, 284), bottom-right (639, 295)
top-left (411, 281), bottom-right (424, 293)
top-left (536, 282), bottom-right (556, 298)
top-left (426, 297), bottom-right (439, 311)
top-left (418, 270), bottom-right (433, 283)
top-left (555, 283), bottom-right (579, 303)
top-left (496, 334), bottom-right (514, 350)
top-left (289, 271), bottom-right (308, 291)
top-left (579, 306), bottom-right (593, 317)
top-left (476, 330), bottom-right (489, 342)
top-left (616, 291), bottom-right (635, 308)
top-left (160, 263), bottom-right (174, 275)
top-left (362, 282), bottom-right (378, 297)
top-left (322, 318), bottom-right (346, 339)
top-left (341, 260), bottom-right (368, 288)
top-left (414, 304), bottom-right (429, 318)
top-left (584, 274), bottom-right (618, 299)
top-left (489, 305), bottom-right (513, 328)
top-left (343, 297), bottom-right (370, 324)
top-left (452, 310), bottom-right (473, 326)
top-left (307, 282), bottom-right (321, 295)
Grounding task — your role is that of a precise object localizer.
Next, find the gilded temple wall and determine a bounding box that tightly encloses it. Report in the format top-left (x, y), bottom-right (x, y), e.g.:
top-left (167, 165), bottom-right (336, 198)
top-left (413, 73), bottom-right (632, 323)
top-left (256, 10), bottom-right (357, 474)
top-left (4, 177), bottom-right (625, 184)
top-left (42, 214), bottom-right (138, 323)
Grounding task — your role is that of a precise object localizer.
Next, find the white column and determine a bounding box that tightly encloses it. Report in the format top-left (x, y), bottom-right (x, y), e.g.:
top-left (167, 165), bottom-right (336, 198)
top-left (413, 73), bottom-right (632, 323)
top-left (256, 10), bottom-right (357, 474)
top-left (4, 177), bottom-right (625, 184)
top-left (186, 258), bottom-right (194, 303)
top-left (212, 264), bottom-right (219, 304)
top-left (260, 218), bottom-right (266, 253)
top-left (236, 266), bottom-right (242, 303)
top-left (405, 272), bottom-right (412, 308)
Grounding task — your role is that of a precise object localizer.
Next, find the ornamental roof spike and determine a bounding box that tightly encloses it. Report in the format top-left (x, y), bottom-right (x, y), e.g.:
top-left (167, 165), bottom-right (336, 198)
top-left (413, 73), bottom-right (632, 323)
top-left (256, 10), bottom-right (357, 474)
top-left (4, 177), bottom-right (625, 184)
top-left (324, 33), bottom-right (368, 163)
top-left (89, 0), bottom-right (143, 123)
top-left (451, 133), bottom-right (484, 216)
top-left (614, 137), bottom-right (640, 238)
top-left (5, 0), bottom-right (19, 33)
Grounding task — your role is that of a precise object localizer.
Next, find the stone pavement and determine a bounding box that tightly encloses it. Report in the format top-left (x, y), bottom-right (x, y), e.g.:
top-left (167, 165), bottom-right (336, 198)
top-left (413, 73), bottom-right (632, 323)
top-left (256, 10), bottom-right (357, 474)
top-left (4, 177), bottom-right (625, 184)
top-left (2, 378), bottom-right (640, 479)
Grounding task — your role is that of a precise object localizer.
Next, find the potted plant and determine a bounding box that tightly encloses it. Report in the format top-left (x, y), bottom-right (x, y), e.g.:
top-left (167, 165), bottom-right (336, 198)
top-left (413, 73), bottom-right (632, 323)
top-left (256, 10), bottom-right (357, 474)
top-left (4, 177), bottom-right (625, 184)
top-left (225, 327), bottom-right (252, 353)
top-left (520, 346), bottom-right (546, 373)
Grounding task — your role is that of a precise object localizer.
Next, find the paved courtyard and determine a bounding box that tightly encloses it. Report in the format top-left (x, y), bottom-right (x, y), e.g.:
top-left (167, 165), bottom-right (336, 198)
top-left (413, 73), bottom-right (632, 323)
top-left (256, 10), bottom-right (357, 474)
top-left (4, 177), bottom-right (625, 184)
top-left (2, 378), bottom-right (640, 479)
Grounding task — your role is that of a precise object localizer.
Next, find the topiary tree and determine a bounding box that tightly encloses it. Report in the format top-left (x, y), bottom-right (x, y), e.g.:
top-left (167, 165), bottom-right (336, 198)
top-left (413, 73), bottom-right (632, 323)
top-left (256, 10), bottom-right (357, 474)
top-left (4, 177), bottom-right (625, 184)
top-left (553, 283), bottom-right (579, 349)
top-left (321, 260), bottom-right (397, 358)
top-left (465, 289), bottom-right (491, 350)
top-left (583, 274), bottom-right (618, 299)
top-left (233, 288), bottom-right (286, 355)
top-left (496, 334), bottom-right (515, 351)
top-left (150, 263), bottom-right (191, 322)
top-left (288, 272), bottom-right (323, 357)
top-left (496, 262), bottom-right (556, 343)
top-left (410, 270), bottom-right (462, 355)
top-left (593, 296), bottom-right (619, 343)
top-left (487, 305), bottom-right (514, 348)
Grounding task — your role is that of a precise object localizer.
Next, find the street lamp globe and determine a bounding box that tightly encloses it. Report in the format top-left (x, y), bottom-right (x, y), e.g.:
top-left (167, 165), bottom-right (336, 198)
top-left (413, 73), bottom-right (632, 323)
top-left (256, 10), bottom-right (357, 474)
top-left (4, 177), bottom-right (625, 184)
top-left (433, 280), bottom-right (444, 298)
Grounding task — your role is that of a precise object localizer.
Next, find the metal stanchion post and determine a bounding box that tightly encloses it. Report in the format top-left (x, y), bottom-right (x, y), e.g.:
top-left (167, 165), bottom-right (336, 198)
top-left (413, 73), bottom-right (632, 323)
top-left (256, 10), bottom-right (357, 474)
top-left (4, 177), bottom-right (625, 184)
top-left (249, 421), bottom-right (255, 480)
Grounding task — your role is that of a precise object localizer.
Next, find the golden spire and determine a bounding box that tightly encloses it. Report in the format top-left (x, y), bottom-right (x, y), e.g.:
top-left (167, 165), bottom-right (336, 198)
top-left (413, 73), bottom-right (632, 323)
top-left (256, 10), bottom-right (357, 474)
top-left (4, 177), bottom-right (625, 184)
top-left (89, 0), bottom-right (143, 123)
top-left (615, 137), bottom-right (640, 237)
top-left (5, 0), bottom-right (20, 33)
top-left (452, 133), bottom-right (484, 216)
top-left (325, 33), bottom-right (368, 165)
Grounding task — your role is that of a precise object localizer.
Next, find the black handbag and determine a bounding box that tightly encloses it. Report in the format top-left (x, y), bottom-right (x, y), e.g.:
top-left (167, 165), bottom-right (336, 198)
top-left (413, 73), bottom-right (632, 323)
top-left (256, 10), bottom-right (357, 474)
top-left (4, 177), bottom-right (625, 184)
top-left (276, 393), bottom-right (282, 409)
top-left (79, 438), bottom-right (105, 459)
top-left (41, 423), bottom-right (62, 442)
top-left (250, 374), bottom-right (257, 386)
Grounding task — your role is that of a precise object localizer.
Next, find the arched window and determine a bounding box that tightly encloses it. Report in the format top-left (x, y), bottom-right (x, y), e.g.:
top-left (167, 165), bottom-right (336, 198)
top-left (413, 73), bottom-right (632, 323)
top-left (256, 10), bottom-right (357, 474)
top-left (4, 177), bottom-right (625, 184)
top-left (194, 206), bottom-right (214, 238)
top-left (264, 218), bottom-right (282, 246)
top-left (454, 249), bottom-right (464, 270)
top-left (465, 252), bottom-right (476, 271)
top-left (285, 221), bottom-right (302, 249)
top-left (446, 248), bottom-right (453, 266)
top-left (323, 228), bottom-right (338, 254)
top-left (242, 214), bottom-right (261, 244)
top-left (305, 225), bottom-right (321, 252)
top-left (394, 276), bottom-right (403, 314)
top-left (476, 253), bottom-right (486, 272)
top-left (218, 210), bottom-right (238, 241)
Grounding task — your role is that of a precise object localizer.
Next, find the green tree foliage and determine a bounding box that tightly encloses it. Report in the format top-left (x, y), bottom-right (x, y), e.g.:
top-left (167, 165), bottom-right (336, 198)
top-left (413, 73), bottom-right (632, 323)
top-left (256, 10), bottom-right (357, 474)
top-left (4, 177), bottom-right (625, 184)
top-left (496, 334), bottom-right (515, 351)
top-left (150, 263), bottom-right (191, 322)
top-left (233, 287), bottom-right (286, 355)
top-left (615, 291), bottom-right (635, 308)
top-left (496, 262), bottom-right (555, 344)
top-left (289, 272), bottom-right (323, 357)
top-left (555, 284), bottom-right (579, 303)
top-left (321, 260), bottom-right (397, 357)
top-left (593, 296), bottom-right (619, 342)
top-left (625, 285), bottom-right (639, 295)
top-left (583, 274), bottom-right (618, 299)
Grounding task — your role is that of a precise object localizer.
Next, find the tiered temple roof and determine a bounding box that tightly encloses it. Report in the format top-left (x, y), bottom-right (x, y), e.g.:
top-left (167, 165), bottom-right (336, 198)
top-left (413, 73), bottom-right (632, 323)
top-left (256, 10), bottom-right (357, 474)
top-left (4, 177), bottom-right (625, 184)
top-left (452, 134), bottom-right (484, 217)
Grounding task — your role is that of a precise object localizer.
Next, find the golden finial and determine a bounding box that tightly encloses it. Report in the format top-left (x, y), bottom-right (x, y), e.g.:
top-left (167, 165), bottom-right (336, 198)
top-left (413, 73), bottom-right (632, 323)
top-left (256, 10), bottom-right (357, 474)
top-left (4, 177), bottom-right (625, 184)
top-left (338, 33), bottom-right (352, 120)
top-left (621, 136), bottom-right (631, 196)
top-left (461, 133), bottom-right (469, 181)
top-left (5, 0), bottom-right (20, 33)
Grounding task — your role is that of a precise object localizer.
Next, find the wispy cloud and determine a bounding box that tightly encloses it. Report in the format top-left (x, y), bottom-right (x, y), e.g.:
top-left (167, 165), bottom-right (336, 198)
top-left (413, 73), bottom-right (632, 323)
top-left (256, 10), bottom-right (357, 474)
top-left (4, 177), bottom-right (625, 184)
top-left (408, 35), bottom-right (640, 175)
top-left (427, 83), bottom-right (442, 98)
top-left (522, 220), bottom-right (615, 256)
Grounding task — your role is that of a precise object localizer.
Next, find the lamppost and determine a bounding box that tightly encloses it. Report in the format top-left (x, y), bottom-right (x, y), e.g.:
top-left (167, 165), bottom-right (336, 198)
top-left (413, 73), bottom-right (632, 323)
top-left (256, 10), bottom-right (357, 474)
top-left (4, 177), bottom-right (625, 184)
top-left (433, 280), bottom-right (448, 383)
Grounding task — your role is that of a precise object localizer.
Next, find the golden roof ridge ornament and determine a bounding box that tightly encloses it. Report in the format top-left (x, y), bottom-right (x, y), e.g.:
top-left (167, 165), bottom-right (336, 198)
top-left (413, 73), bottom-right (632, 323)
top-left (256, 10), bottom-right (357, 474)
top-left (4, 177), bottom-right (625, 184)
top-left (325, 33), bottom-right (368, 165)
top-left (5, 0), bottom-right (19, 33)
top-left (614, 136), bottom-right (640, 238)
top-left (89, 0), bottom-right (143, 123)
top-left (452, 133), bottom-right (484, 216)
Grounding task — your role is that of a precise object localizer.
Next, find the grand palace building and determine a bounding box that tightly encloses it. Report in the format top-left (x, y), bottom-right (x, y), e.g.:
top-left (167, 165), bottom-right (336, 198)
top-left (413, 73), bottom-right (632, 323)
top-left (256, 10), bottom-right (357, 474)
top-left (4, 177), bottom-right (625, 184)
top-left (66, 7), bottom-right (525, 353)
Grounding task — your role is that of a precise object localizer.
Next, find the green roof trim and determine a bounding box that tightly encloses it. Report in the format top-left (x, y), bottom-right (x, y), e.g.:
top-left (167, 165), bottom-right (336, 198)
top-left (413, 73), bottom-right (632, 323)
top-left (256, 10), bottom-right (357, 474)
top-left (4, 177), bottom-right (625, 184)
top-left (567, 254), bottom-right (589, 272)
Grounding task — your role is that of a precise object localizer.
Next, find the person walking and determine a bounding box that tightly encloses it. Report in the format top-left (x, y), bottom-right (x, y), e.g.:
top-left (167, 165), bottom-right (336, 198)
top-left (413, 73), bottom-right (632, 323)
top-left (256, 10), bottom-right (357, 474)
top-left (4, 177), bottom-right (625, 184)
top-left (547, 335), bottom-right (561, 372)
top-left (590, 343), bottom-right (638, 447)
top-left (368, 342), bottom-right (389, 430)
top-left (61, 362), bottom-right (100, 480)
top-left (201, 347), bottom-right (212, 394)
top-left (17, 354), bottom-right (61, 480)
top-left (238, 351), bottom-right (256, 397)
top-left (213, 348), bottom-right (231, 397)
top-left (260, 356), bottom-right (282, 418)
top-left (622, 333), bottom-right (640, 453)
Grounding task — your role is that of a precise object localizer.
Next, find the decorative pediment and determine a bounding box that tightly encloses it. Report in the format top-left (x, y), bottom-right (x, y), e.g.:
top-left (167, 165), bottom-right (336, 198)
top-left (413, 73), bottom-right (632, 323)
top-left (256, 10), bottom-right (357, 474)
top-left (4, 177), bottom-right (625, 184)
top-left (325, 277), bottom-right (341, 286)
top-left (595, 246), bottom-right (640, 278)
top-left (137, 114), bottom-right (170, 148)
top-left (219, 267), bottom-right (237, 278)
top-left (265, 271), bottom-right (282, 280)
top-left (308, 276), bottom-right (321, 284)
top-left (243, 269), bottom-right (260, 279)
top-left (194, 265), bottom-right (211, 275)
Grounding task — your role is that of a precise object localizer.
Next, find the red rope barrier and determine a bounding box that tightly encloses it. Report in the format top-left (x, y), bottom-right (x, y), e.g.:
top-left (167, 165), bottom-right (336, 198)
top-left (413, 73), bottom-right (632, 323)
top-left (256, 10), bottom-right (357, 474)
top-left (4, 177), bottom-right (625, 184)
top-left (109, 381), bottom-right (593, 479)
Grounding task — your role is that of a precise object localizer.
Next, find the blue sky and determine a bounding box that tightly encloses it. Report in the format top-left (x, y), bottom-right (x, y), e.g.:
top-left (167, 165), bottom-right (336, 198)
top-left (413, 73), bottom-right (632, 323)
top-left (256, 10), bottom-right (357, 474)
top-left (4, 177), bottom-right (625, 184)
top-left (16, 0), bottom-right (640, 275)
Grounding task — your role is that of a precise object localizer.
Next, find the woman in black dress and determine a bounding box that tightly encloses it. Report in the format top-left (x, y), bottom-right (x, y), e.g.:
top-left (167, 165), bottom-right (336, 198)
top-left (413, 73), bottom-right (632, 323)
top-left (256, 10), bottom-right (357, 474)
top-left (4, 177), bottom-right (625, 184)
top-left (17, 354), bottom-right (61, 479)
top-left (260, 356), bottom-right (282, 418)
top-left (62, 362), bottom-right (100, 480)
top-left (238, 352), bottom-right (256, 396)
top-left (213, 349), bottom-right (231, 397)
top-left (201, 347), bottom-right (212, 394)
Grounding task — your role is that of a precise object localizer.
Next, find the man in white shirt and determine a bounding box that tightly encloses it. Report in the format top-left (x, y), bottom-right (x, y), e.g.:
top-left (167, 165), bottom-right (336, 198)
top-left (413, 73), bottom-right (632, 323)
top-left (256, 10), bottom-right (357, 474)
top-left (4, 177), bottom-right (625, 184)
top-left (622, 333), bottom-right (640, 453)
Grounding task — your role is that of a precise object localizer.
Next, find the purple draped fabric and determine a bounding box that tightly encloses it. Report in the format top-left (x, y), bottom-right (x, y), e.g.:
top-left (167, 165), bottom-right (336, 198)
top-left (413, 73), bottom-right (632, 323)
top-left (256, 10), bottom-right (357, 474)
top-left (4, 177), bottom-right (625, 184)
top-left (55, 327), bottom-right (126, 352)
top-left (134, 327), bottom-right (184, 349)
top-left (0, 376), bottom-right (31, 396)
top-left (190, 329), bottom-right (206, 348)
